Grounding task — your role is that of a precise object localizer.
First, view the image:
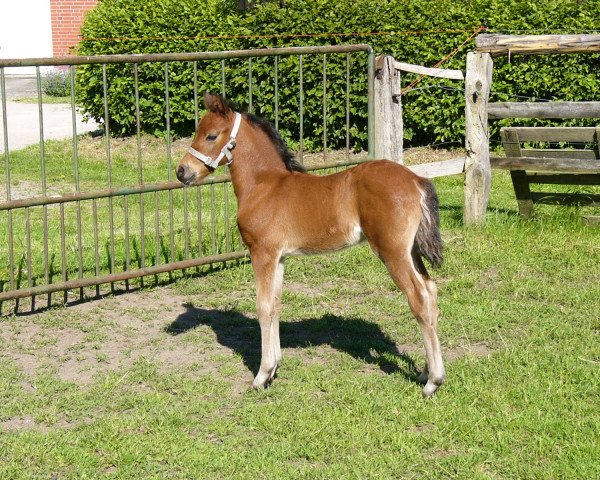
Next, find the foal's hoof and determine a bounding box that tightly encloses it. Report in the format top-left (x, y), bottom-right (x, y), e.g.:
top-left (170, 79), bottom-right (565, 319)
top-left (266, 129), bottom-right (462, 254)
top-left (421, 375), bottom-right (445, 398)
top-left (252, 367), bottom-right (277, 390)
top-left (252, 373), bottom-right (270, 390)
top-left (422, 382), bottom-right (439, 398)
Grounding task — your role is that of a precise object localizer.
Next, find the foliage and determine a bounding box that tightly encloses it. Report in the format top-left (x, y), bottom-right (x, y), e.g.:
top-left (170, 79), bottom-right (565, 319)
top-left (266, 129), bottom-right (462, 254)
top-left (42, 71), bottom-right (72, 97)
top-left (76, 0), bottom-right (600, 147)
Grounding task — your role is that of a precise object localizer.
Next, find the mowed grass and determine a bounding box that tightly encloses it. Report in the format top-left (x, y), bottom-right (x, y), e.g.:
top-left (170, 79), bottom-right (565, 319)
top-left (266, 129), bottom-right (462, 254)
top-left (0, 135), bottom-right (599, 478)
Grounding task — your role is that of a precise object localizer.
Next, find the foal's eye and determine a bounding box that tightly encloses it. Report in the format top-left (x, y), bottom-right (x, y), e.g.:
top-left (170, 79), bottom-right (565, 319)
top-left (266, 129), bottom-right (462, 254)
top-left (206, 134), bottom-right (218, 141)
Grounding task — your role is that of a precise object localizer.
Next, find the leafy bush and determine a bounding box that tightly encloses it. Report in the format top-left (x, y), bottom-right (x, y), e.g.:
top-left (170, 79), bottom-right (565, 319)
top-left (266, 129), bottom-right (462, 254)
top-left (43, 71), bottom-right (71, 97)
top-left (76, 0), bottom-right (600, 148)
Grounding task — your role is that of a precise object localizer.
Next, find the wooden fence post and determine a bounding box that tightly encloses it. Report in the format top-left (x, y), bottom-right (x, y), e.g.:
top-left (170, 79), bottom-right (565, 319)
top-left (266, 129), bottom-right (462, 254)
top-left (464, 51), bottom-right (493, 225)
top-left (373, 55), bottom-right (403, 163)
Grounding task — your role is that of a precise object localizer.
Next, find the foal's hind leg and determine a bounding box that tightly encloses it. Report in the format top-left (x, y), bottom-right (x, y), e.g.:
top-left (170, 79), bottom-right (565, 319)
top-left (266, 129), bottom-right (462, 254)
top-left (250, 250), bottom-right (284, 389)
top-left (377, 245), bottom-right (445, 397)
top-left (412, 254), bottom-right (444, 392)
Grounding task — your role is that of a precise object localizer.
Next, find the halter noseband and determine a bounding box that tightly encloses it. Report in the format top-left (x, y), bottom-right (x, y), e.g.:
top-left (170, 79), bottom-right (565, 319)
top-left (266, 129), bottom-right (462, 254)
top-left (187, 112), bottom-right (242, 169)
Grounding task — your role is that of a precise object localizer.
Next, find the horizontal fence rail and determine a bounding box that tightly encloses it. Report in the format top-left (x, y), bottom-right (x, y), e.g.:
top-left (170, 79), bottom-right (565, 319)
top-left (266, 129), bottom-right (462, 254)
top-left (0, 45), bottom-right (374, 313)
top-left (0, 45), bottom-right (374, 67)
top-left (488, 101), bottom-right (600, 119)
top-left (475, 34), bottom-right (600, 56)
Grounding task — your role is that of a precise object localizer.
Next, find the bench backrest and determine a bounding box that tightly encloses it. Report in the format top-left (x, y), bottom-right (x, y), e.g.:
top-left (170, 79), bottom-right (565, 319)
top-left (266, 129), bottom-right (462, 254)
top-left (500, 126), bottom-right (600, 160)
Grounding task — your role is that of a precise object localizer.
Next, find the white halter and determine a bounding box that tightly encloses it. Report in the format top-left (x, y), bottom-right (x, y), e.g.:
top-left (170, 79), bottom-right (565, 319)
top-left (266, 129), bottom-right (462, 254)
top-left (187, 112), bottom-right (242, 169)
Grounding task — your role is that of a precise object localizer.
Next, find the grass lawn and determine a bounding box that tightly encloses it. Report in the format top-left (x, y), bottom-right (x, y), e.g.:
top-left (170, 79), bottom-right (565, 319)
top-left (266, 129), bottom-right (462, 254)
top-left (12, 96), bottom-right (73, 105)
top-left (0, 135), bottom-right (599, 478)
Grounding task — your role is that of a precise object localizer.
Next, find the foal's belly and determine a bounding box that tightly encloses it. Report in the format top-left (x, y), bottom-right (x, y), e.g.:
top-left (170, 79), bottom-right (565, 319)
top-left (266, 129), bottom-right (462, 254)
top-left (283, 223), bottom-right (365, 256)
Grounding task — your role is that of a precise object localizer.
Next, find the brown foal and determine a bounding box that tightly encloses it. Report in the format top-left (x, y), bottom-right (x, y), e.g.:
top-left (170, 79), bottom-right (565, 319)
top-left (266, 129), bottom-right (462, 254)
top-left (177, 93), bottom-right (446, 397)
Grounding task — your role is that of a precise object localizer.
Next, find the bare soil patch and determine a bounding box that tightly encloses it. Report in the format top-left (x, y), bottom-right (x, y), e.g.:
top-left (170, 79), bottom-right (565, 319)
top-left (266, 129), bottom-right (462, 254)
top-left (0, 288), bottom-right (249, 390)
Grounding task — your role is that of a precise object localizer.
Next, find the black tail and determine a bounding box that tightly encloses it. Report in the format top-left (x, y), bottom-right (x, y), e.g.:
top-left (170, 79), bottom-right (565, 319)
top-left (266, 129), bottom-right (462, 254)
top-left (414, 180), bottom-right (443, 269)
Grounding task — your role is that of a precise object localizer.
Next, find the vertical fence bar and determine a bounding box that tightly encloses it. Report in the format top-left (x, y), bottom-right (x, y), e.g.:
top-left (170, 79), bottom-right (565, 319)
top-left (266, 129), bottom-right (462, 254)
top-left (25, 208), bottom-right (33, 311)
top-left (193, 61), bottom-right (199, 128)
top-left (165, 63), bottom-right (172, 176)
top-left (248, 58), bottom-right (253, 113)
top-left (154, 191), bottom-right (160, 271)
top-left (70, 65), bottom-right (80, 191)
top-left (0, 68), bottom-right (9, 189)
top-left (367, 50), bottom-right (375, 159)
top-left (346, 53), bottom-right (351, 160)
top-left (322, 55), bottom-right (327, 163)
top-left (221, 59), bottom-right (226, 98)
top-left (92, 199), bottom-right (100, 297)
top-left (70, 65), bottom-right (84, 300)
top-left (1, 68), bottom-right (15, 301)
top-left (210, 184), bottom-right (216, 255)
top-left (164, 63), bottom-right (175, 268)
top-left (134, 63), bottom-right (146, 286)
top-left (224, 183), bottom-right (230, 252)
top-left (274, 56), bottom-right (279, 130)
top-left (36, 67), bottom-right (50, 306)
top-left (183, 187), bottom-right (189, 261)
top-left (196, 187), bottom-right (202, 257)
top-left (184, 63), bottom-right (191, 264)
top-left (102, 64), bottom-right (116, 292)
top-left (124, 196), bottom-right (130, 290)
top-left (60, 203), bottom-right (67, 303)
top-left (299, 55), bottom-right (304, 164)
top-left (36, 67), bottom-right (47, 194)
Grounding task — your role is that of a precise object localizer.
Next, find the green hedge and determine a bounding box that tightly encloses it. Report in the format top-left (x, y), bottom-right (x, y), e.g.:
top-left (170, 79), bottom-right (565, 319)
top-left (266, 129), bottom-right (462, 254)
top-left (77, 0), bottom-right (600, 149)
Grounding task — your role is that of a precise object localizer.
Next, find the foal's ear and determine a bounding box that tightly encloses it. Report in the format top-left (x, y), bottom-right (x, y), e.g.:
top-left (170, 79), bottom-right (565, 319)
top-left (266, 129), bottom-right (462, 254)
top-left (204, 93), bottom-right (231, 116)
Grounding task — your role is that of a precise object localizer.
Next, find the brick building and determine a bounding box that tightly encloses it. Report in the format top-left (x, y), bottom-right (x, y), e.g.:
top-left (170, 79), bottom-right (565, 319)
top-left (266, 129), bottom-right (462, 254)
top-left (50, 0), bottom-right (98, 56)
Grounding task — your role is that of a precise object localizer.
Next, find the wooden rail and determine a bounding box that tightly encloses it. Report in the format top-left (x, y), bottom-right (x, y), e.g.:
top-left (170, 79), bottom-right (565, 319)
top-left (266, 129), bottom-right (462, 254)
top-left (490, 157), bottom-right (600, 174)
top-left (476, 34), bottom-right (600, 56)
top-left (488, 102), bottom-right (600, 119)
top-left (409, 158), bottom-right (465, 178)
top-left (393, 61), bottom-right (464, 80)
top-left (498, 126), bottom-right (599, 143)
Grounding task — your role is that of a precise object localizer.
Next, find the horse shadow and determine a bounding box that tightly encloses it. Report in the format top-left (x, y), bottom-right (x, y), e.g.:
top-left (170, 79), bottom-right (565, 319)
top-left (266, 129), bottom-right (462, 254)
top-left (166, 304), bottom-right (423, 385)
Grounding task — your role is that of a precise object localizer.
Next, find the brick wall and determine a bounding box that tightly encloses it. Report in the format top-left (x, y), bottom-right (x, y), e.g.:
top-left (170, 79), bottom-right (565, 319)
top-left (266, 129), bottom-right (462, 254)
top-left (50, 0), bottom-right (98, 56)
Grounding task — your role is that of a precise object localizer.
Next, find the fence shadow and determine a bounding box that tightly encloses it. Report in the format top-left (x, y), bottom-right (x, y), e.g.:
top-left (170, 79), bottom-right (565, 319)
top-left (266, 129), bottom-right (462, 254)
top-left (166, 304), bottom-right (423, 385)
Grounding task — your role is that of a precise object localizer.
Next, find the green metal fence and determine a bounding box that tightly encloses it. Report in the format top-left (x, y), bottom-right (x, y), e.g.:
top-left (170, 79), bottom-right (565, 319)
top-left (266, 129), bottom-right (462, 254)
top-left (0, 44), bottom-right (374, 313)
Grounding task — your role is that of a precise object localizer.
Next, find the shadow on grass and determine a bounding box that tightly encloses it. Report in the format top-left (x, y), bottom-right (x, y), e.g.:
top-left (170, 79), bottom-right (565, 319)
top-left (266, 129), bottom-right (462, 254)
top-left (166, 304), bottom-right (422, 385)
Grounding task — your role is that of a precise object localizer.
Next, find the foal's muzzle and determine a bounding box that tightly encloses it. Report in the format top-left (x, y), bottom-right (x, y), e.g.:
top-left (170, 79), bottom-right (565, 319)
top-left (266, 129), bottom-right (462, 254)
top-left (176, 164), bottom-right (196, 185)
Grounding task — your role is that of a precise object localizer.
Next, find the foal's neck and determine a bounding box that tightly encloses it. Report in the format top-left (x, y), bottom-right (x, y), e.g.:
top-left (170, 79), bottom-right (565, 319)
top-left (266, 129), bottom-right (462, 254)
top-left (228, 121), bottom-right (294, 202)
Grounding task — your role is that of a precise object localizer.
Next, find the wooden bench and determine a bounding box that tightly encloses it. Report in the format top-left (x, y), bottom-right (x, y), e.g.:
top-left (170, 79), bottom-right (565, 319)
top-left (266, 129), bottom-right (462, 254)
top-left (491, 126), bottom-right (600, 218)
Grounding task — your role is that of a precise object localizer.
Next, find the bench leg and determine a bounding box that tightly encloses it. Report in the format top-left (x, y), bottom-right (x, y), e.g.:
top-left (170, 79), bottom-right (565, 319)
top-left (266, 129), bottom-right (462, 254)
top-left (510, 170), bottom-right (534, 218)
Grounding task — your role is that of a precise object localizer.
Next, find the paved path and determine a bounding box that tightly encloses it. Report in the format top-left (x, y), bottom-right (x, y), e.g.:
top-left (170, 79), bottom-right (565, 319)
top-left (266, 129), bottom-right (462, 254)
top-left (0, 76), bottom-right (99, 153)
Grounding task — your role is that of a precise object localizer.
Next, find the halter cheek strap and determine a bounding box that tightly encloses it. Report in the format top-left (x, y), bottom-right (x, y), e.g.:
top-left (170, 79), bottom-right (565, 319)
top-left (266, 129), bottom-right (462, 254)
top-left (187, 112), bottom-right (242, 169)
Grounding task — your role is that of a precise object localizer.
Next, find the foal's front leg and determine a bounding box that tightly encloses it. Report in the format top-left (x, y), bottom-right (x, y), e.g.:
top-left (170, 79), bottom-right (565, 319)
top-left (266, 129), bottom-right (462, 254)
top-left (251, 250), bottom-right (284, 389)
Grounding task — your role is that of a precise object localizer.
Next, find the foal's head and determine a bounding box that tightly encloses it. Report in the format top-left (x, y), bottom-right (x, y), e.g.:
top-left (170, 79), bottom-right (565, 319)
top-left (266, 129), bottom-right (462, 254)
top-left (176, 93), bottom-right (237, 185)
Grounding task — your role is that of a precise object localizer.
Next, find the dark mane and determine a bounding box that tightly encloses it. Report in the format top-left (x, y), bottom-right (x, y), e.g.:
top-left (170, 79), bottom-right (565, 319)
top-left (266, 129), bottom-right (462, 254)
top-left (244, 113), bottom-right (306, 173)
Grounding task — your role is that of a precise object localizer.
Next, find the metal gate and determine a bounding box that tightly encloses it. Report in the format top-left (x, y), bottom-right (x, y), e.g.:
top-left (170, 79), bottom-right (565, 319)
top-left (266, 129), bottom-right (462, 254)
top-left (0, 45), bottom-right (374, 313)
